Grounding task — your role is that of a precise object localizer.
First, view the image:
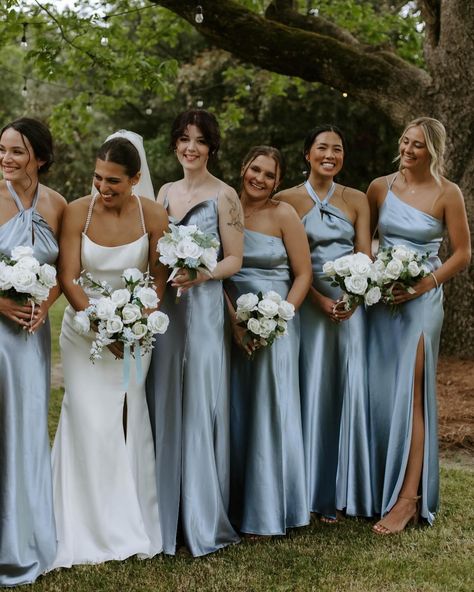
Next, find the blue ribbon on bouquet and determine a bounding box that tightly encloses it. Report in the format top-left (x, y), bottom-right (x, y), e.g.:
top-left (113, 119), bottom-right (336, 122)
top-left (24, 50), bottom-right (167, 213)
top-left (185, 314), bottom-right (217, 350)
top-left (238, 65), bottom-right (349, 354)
top-left (122, 343), bottom-right (144, 391)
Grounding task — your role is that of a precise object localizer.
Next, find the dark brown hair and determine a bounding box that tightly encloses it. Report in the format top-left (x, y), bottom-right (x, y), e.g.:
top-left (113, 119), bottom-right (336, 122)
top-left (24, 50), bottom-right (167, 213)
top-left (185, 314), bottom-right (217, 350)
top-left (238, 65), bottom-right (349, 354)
top-left (169, 109), bottom-right (220, 158)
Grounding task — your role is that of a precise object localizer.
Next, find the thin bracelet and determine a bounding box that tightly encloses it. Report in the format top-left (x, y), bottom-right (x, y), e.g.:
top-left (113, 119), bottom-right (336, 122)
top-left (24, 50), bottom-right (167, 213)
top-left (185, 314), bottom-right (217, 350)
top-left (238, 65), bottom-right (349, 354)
top-left (430, 272), bottom-right (439, 289)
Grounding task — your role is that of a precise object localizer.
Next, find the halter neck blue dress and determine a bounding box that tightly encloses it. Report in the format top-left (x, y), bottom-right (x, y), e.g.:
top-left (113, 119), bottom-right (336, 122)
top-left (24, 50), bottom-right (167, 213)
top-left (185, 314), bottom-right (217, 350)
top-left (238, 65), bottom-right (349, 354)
top-left (146, 195), bottom-right (240, 556)
top-left (0, 182), bottom-right (58, 586)
top-left (367, 176), bottom-right (444, 524)
top-left (300, 182), bottom-right (373, 519)
top-left (225, 229), bottom-right (308, 535)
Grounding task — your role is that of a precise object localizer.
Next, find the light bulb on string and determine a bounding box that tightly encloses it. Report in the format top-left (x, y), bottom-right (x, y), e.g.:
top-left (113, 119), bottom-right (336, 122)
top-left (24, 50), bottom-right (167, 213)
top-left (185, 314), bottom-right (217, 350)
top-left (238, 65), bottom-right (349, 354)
top-left (20, 23), bottom-right (28, 49)
top-left (245, 84), bottom-right (251, 91)
top-left (21, 78), bottom-right (28, 97)
top-left (309, 8), bottom-right (319, 16)
top-left (145, 107), bottom-right (153, 115)
top-left (342, 92), bottom-right (348, 98)
top-left (100, 36), bottom-right (109, 46)
top-left (196, 99), bottom-right (204, 108)
top-left (86, 93), bottom-right (93, 113)
top-left (195, 5), bottom-right (204, 24)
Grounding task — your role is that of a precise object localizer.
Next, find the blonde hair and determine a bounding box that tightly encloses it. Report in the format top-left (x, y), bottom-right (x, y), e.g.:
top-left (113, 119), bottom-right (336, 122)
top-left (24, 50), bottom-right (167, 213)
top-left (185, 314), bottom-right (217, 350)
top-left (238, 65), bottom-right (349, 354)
top-left (397, 117), bottom-right (446, 185)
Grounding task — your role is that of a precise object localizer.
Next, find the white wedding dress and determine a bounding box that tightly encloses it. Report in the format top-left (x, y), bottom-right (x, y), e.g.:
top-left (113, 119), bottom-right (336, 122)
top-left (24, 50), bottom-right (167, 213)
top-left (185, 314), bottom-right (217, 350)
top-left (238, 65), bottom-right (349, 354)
top-left (51, 195), bottom-right (162, 568)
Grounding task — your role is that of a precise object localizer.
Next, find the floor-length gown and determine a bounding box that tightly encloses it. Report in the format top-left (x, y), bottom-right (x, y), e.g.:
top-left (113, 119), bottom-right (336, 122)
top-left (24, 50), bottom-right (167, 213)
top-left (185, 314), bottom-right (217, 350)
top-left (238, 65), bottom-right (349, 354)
top-left (368, 177), bottom-right (444, 524)
top-left (51, 195), bottom-right (162, 568)
top-left (0, 182), bottom-right (58, 586)
top-left (300, 181), bottom-right (373, 519)
top-left (146, 196), bottom-right (239, 556)
top-left (225, 229), bottom-right (308, 534)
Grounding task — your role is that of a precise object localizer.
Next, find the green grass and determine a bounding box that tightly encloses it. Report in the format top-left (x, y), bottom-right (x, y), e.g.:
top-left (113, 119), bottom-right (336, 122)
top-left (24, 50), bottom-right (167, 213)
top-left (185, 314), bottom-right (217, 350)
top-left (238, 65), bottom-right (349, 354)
top-left (42, 300), bottom-right (474, 592)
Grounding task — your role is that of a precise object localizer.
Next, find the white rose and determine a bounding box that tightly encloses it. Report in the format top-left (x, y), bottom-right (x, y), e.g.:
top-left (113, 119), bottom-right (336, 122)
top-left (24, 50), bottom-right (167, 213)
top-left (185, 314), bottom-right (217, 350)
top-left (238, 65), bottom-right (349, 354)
top-left (175, 238), bottom-right (203, 260)
top-left (263, 290), bottom-right (282, 304)
top-left (147, 310), bottom-right (170, 334)
top-left (122, 268), bottom-right (144, 283)
top-left (106, 315), bottom-right (124, 334)
top-left (73, 310), bottom-right (90, 335)
top-left (200, 247), bottom-right (218, 271)
top-left (0, 263), bottom-right (13, 290)
top-left (257, 298), bottom-right (279, 318)
top-left (344, 275), bottom-right (368, 295)
top-left (15, 255), bottom-right (40, 274)
top-left (374, 259), bottom-right (386, 273)
top-left (391, 245), bottom-right (412, 262)
top-left (95, 297), bottom-right (117, 320)
top-left (111, 288), bottom-right (131, 308)
top-left (11, 246), bottom-right (34, 260)
top-left (122, 303), bottom-right (142, 324)
top-left (376, 249), bottom-right (390, 262)
top-left (364, 286), bottom-right (382, 306)
top-left (407, 261), bottom-right (421, 277)
top-left (10, 266), bottom-right (37, 293)
top-left (322, 261), bottom-right (336, 276)
top-left (235, 310), bottom-right (250, 322)
top-left (333, 255), bottom-right (352, 277)
top-left (258, 317), bottom-right (277, 338)
top-left (131, 321), bottom-right (148, 340)
top-left (39, 264), bottom-right (57, 288)
top-left (278, 300), bottom-right (295, 321)
top-left (30, 282), bottom-right (50, 303)
top-left (178, 224), bottom-right (198, 237)
top-left (384, 258), bottom-right (404, 280)
top-left (349, 253), bottom-right (372, 277)
top-left (158, 240), bottom-right (178, 267)
top-left (247, 317), bottom-right (261, 336)
top-left (135, 287), bottom-right (158, 309)
top-left (236, 292), bottom-right (259, 312)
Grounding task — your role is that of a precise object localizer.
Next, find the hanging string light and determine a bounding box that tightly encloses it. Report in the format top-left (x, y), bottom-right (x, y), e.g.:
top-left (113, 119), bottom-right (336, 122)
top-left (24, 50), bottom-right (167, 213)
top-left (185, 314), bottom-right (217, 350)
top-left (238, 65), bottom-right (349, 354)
top-left (20, 23), bottom-right (28, 49)
top-left (196, 99), bottom-right (204, 107)
top-left (145, 106), bottom-right (153, 115)
top-left (195, 5), bottom-right (204, 24)
top-left (86, 92), bottom-right (93, 113)
top-left (21, 77), bottom-right (28, 97)
top-left (342, 91), bottom-right (348, 98)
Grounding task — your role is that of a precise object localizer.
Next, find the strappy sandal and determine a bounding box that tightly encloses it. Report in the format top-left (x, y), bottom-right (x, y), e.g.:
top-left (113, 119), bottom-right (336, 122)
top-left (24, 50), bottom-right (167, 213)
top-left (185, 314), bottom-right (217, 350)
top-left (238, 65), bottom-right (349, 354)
top-left (372, 495), bottom-right (421, 535)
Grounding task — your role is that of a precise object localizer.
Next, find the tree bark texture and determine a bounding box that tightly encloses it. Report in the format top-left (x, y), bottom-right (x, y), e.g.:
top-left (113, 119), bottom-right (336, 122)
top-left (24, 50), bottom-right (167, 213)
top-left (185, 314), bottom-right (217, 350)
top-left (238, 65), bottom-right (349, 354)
top-left (152, 0), bottom-right (474, 356)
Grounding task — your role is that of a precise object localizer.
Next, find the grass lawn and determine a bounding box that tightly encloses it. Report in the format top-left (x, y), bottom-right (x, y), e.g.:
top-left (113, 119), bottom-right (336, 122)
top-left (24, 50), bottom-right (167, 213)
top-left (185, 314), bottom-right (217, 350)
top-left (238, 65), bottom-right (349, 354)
top-left (41, 299), bottom-right (473, 592)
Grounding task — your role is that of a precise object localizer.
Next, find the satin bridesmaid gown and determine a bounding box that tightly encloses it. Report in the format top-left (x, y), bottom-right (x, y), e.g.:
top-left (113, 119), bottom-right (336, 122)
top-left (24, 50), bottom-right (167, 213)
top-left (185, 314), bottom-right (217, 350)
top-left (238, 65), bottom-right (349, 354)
top-left (368, 176), bottom-right (444, 524)
top-left (300, 181), bottom-right (373, 519)
top-left (225, 229), bottom-right (309, 535)
top-left (51, 195), bottom-right (162, 567)
top-left (146, 195), bottom-right (240, 556)
top-left (0, 182), bottom-right (58, 586)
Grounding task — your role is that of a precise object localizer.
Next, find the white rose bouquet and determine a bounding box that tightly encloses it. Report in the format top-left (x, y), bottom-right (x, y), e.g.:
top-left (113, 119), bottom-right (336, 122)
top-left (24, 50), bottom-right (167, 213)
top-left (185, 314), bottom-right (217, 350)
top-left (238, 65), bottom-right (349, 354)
top-left (375, 245), bottom-right (430, 312)
top-left (235, 290), bottom-right (295, 358)
top-left (322, 252), bottom-right (382, 310)
top-left (72, 267), bottom-right (169, 364)
top-left (157, 223), bottom-right (220, 298)
top-left (0, 245), bottom-right (57, 315)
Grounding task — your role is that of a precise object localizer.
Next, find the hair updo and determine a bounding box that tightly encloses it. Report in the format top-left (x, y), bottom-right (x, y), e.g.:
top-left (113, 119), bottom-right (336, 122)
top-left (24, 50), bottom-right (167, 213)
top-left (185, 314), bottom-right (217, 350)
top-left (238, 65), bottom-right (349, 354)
top-left (96, 137), bottom-right (141, 177)
top-left (0, 117), bottom-right (54, 174)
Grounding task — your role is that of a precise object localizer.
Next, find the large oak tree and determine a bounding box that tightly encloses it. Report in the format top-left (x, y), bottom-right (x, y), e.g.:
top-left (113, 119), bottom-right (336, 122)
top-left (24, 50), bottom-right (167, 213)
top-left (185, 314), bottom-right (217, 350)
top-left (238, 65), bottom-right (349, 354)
top-left (150, 0), bottom-right (473, 356)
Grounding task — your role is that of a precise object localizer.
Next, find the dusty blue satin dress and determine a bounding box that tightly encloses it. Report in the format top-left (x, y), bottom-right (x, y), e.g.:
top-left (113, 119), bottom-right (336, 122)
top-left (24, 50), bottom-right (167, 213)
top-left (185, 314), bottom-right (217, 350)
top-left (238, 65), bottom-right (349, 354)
top-left (0, 182), bottom-right (58, 586)
top-left (225, 229), bottom-right (308, 535)
top-left (300, 182), bottom-right (373, 519)
top-left (368, 178), bottom-right (444, 524)
top-left (146, 196), bottom-right (239, 556)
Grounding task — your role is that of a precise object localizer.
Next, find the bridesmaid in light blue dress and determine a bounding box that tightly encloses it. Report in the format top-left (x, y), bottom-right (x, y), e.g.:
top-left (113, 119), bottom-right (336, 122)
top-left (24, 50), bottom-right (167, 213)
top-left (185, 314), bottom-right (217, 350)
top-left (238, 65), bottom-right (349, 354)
top-left (367, 117), bottom-right (471, 534)
top-left (277, 125), bottom-right (373, 521)
top-left (146, 109), bottom-right (244, 556)
top-left (0, 119), bottom-right (66, 586)
top-left (225, 146), bottom-right (312, 536)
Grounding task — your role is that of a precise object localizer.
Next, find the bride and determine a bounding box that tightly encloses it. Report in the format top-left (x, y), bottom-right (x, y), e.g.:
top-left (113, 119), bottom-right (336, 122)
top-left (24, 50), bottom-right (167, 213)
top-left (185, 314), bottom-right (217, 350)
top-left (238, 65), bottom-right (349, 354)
top-left (51, 130), bottom-right (168, 567)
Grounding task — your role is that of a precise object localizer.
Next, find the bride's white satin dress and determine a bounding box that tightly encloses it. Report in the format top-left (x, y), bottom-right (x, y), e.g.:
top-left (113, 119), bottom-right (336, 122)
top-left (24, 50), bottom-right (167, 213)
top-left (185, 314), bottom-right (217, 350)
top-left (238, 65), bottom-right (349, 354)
top-left (51, 197), bottom-right (162, 567)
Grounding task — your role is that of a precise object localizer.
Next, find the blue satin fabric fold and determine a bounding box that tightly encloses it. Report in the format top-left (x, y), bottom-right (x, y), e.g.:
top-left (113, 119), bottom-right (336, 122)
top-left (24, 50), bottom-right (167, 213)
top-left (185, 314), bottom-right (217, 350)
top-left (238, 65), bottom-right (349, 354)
top-left (368, 190), bottom-right (444, 524)
top-left (226, 230), bottom-right (309, 535)
top-left (0, 187), bottom-right (58, 586)
top-left (300, 196), bottom-right (373, 519)
top-left (146, 199), bottom-right (239, 556)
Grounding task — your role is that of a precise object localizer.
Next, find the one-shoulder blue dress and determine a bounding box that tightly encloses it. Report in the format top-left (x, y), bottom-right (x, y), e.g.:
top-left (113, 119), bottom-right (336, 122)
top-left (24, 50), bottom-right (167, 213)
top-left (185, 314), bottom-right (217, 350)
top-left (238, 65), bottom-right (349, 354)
top-left (300, 182), bottom-right (373, 519)
top-left (0, 182), bottom-right (58, 586)
top-left (146, 197), bottom-right (240, 556)
top-left (225, 229), bottom-right (309, 535)
top-left (368, 178), bottom-right (444, 524)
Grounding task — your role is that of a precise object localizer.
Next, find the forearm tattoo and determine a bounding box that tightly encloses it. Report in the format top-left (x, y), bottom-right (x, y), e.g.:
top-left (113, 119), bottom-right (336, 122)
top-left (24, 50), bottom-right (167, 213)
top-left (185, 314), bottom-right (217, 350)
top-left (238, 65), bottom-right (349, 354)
top-left (226, 194), bottom-right (244, 233)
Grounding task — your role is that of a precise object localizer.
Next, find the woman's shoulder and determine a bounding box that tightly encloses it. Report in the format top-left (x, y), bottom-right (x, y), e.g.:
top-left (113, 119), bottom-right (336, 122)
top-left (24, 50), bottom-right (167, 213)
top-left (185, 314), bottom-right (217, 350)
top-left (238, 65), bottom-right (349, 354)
top-left (274, 183), bottom-right (307, 205)
top-left (40, 184), bottom-right (67, 209)
top-left (139, 195), bottom-right (168, 219)
top-left (339, 184), bottom-right (367, 205)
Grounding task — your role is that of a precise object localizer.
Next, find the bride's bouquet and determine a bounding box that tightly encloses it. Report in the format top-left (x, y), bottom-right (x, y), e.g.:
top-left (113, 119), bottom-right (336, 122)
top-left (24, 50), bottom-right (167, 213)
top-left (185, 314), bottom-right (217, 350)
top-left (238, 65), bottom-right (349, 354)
top-left (235, 290), bottom-right (295, 358)
top-left (0, 245), bottom-right (57, 306)
top-left (322, 252), bottom-right (382, 310)
top-left (157, 223), bottom-right (220, 298)
top-left (72, 267), bottom-right (169, 363)
top-left (374, 245), bottom-right (430, 312)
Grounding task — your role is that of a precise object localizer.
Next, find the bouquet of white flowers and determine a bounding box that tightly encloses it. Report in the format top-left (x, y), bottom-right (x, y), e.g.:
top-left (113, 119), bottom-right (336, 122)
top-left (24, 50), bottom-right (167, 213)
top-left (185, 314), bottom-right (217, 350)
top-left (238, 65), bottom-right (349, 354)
top-left (157, 223), bottom-right (220, 298)
top-left (235, 290), bottom-right (295, 357)
top-left (374, 245), bottom-right (430, 311)
top-left (72, 267), bottom-right (169, 365)
top-left (322, 252), bottom-right (382, 310)
top-left (0, 245), bottom-right (57, 308)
